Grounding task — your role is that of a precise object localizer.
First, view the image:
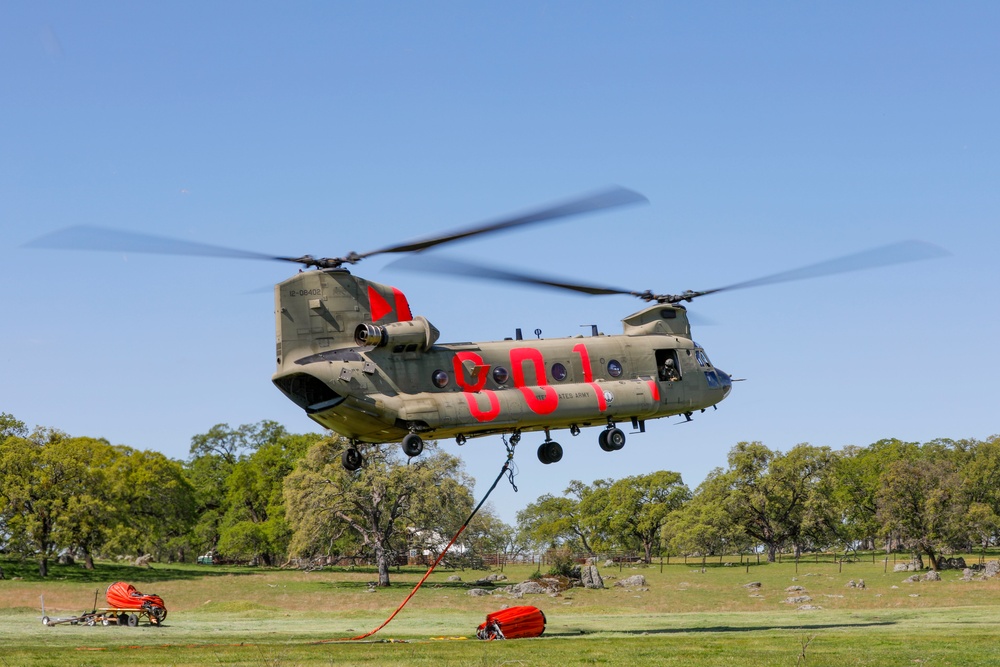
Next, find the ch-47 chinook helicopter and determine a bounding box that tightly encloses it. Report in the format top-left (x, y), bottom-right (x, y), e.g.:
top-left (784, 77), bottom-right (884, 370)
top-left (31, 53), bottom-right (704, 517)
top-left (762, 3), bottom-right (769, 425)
top-left (27, 187), bottom-right (946, 470)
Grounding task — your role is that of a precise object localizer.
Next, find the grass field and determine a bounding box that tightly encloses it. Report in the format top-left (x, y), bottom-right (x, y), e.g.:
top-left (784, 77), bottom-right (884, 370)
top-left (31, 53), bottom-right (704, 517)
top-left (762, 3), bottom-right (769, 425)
top-left (3, 555), bottom-right (1000, 666)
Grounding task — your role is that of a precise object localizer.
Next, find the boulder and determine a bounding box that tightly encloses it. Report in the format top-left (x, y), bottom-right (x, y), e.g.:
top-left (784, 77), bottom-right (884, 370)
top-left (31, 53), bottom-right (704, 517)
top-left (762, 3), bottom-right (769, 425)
top-left (512, 581), bottom-right (548, 595)
top-left (784, 595), bottom-right (812, 604)
top-left (939, 557), bottom-right (967, 570)
top-left (580, 565), bottom-right (605, 589)
top-left (614, 574), bottom-right (647, 588)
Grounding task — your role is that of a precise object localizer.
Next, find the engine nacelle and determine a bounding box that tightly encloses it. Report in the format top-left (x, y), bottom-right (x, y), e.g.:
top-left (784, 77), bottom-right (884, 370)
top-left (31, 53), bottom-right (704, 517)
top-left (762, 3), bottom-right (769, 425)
top-left (354, 316), bottom-right (440, 352)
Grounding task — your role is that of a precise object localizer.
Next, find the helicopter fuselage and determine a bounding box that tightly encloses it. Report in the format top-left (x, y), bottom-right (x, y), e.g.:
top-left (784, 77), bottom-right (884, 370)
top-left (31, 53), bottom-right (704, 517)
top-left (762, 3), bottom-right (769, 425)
top-left (271, 269), bottom-right (732, 452)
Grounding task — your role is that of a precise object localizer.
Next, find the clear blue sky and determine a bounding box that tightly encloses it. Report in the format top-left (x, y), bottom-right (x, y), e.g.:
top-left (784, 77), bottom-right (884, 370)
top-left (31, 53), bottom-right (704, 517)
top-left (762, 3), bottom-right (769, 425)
top-left (3, 2), bottom-right (998, 524)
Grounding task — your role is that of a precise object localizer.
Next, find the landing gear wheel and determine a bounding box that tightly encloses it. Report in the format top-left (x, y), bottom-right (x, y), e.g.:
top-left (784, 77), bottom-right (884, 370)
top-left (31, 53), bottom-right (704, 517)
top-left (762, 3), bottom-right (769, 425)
top-left (607, 427), bottom-right (626, 450)
top-left (598, 429), bottom-right (612, 452)
top-left (599, 428), bottom-right (626, 451)
top-left (342, 447), bottom-right (363, 471)
top-left (402, 433), bottom-right (424, 458)
top-left (537, 441), bottom-right (563, 464)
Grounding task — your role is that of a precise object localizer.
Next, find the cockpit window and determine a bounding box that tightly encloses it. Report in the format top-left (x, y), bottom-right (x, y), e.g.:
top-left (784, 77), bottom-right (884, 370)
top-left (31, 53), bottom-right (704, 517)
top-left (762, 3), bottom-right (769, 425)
top-left (695, 350), bottom-right (712, 367)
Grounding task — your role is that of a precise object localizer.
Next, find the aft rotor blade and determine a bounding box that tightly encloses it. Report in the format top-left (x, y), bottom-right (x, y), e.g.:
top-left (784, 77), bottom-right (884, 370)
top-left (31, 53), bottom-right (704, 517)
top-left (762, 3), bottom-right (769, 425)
top-left (696, 240), bottom-right (950, 298)
top-left (25, 225), bottom-right (301, 264)
top-left (360, 186), bottom-right (647, 258)
top-left (391, 255), bottom-right (637, 296)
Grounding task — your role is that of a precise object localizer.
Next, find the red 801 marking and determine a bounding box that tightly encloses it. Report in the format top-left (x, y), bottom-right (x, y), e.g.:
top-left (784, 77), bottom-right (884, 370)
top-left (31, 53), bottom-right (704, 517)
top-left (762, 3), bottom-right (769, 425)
top-left (572, 343), bottom-right (607, 411)
top-left (509, 348), bottom-right (558, 415)
top-left (453, 351), bottom-right (500, 421)
top-left (454, 346), bottom-right (615, 421)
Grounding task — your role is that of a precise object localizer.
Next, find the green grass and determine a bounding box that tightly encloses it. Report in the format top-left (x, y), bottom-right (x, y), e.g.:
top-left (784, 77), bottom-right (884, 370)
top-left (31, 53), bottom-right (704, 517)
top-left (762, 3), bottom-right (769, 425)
top-left (3, 556), bottom-right (1000, 665)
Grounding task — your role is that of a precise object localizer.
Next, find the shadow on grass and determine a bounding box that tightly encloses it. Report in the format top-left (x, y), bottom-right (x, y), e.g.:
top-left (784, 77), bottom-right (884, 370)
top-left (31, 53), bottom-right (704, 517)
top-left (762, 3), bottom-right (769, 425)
top-left (0, 558), bottom-right (255, 584)
top-left (546, 620), bottom-right (897, 638)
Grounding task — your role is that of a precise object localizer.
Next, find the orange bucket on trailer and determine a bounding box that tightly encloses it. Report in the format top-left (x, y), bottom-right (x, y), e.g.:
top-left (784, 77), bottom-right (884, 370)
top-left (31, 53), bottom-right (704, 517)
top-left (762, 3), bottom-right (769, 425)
top-left (105, 582), bottom-right (167, 624)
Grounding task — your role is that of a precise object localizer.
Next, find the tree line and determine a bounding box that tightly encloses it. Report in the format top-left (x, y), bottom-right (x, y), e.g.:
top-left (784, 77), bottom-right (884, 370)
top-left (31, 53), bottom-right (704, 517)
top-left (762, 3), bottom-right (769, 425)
top-left (2, 411), bottom-right (998, 582)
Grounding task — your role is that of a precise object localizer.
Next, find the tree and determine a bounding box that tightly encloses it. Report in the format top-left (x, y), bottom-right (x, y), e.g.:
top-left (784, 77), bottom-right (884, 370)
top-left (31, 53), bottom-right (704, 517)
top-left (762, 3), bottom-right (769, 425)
top-left (707, 441), bottom-right (836, 562)
top-left (666, 469), bottom-right (746, 558)
top-left (185, 420), bottom-right (307, 561)
top-left (284, 439), bottom-right (474, 586)
top-left (516, 481), bottom-right (605, 554)
top-left (216, 429), bottom-right (314, 565)
top-left (876, 456), bottom-right (966, 570)
top-left (0, 426), bottom-right (90, 576)
top-left (103, 448), bottom-right (196, 562)
top-left (832, 438), bottom-right (924, 551)
top-left (959, 435), bottom-right (1000, 535)
top-left (581, 471), bottom-right (690, 563)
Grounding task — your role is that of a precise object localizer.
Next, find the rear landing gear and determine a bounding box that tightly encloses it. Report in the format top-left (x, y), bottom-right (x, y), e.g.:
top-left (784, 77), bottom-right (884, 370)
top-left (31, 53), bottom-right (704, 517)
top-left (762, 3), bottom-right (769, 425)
top-left (342, 447), bottom-right (363, 471)
top-left (402, 433), bottom-right (424, 458)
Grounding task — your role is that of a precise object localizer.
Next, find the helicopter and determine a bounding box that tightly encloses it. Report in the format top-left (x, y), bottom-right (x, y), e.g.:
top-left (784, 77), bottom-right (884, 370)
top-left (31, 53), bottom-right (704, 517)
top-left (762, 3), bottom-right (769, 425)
top-left (26, 187), bottom-right (946, 470)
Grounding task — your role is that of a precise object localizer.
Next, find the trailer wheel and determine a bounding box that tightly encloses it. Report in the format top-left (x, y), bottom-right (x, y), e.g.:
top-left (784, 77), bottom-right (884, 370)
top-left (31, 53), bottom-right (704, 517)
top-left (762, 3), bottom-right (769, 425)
top-left (128, 613), bottom-right (139, 627)
top-left (119, 613), bottom-right (129, 626)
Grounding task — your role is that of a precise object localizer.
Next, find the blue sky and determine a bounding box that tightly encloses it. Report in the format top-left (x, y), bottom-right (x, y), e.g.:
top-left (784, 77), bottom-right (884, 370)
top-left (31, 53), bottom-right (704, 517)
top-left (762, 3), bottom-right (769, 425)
top-left (3, 2), bottom-right (998, 525)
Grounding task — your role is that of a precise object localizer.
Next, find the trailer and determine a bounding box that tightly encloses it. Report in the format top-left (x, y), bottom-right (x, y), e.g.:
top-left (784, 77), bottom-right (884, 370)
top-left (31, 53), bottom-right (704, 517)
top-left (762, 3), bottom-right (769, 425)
top-left (40, 582), bottom-right (167, 627)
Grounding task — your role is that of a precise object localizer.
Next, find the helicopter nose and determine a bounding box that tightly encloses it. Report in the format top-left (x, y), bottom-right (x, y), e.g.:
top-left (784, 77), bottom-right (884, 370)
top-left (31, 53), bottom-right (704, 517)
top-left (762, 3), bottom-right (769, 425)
top-left (716, 369), bottom-right (733, 398)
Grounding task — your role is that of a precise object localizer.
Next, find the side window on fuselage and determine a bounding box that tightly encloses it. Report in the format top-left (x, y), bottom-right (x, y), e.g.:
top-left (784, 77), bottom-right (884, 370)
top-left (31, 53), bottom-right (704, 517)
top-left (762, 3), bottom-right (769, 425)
top-left (656, 349), bottom-right (681, 381)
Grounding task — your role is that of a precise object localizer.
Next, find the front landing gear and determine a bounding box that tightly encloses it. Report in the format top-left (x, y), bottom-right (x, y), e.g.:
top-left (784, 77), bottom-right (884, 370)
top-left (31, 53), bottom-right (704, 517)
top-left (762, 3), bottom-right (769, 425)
top-left (537, 429), bottom-right (563, 464)
top-left (599, 426), bottom-right (626, 452)
top-left (537, 440), bottom-right (563, 464)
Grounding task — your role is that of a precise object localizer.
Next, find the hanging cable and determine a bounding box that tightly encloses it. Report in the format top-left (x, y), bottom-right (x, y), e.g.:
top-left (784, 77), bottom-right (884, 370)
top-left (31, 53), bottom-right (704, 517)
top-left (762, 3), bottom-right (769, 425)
top-left (317, 441), bottom-right (518, 643)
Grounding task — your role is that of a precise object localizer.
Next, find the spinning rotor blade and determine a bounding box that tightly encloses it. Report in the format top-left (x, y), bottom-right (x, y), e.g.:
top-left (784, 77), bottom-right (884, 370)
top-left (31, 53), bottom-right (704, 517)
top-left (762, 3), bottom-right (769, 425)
top-left (393, 240), bottom-right (948, 305)
top-left (358, 186), bottom-right (647, 259)
top-left (24, 186), bottom-right (647, 270)
top-left (391, 255), bottom-right (637, 296)
top-left (690, 240), bottom-right (950, 301)
top-left (25, 225), bottom-right (307, 264)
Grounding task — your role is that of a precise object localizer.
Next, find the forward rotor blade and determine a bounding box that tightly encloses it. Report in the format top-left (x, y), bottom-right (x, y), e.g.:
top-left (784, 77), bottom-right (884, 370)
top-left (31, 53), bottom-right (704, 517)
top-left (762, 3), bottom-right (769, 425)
top-left (24, 225), bottom-right (292, 263)
top-left (390, 255), bottom-right (635, 296)
top-left (698, 240), bottom-right (950, 298)
top-left (360, 186), bottom-right (647, 258)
